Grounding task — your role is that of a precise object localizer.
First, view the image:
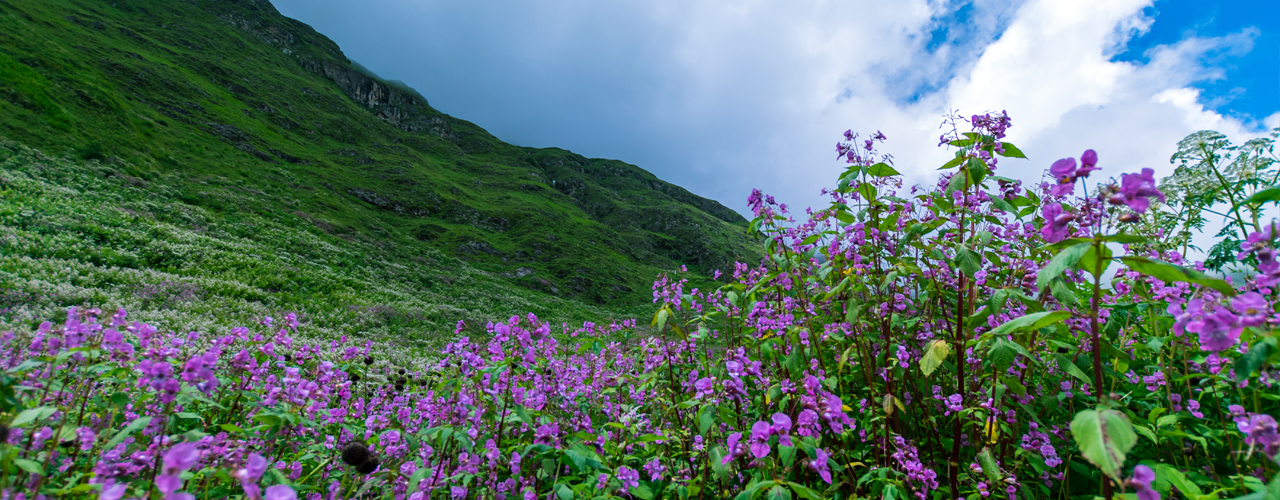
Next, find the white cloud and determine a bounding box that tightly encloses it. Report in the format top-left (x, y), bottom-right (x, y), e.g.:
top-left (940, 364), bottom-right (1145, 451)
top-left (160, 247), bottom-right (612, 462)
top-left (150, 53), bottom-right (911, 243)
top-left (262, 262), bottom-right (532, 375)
top-left (274, 0), bottom-right (1274, 222)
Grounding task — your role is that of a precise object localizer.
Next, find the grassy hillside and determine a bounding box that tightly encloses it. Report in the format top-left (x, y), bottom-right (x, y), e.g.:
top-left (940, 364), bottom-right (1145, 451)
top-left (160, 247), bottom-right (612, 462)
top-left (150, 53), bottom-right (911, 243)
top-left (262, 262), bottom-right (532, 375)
top-left (0, 0), bottom-right (761, 309)
top-left (0, 139), bottom-right (648, 353)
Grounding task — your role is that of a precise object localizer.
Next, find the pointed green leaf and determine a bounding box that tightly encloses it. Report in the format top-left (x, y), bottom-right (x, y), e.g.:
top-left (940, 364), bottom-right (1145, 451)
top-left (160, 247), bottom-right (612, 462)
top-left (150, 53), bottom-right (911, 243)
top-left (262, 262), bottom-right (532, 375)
top-left (977, 446), bottom-right (1002, 482)
top-left (996, 142), bottom-right (1027, 159)
top-left (1235, 337), bottom-right (1277, 382)
top-left (1120, 257), bottom-right (1236, 296)
top-left (867, 162), bottom-right (900, 177)
top-left (919, 339), bottom-right (952, 376)
top-left (1054, 354), bottom-right (1093, 387)
top-left (1037, 243), bottom-right (1091, 290)
top-left (104, 416), bottom-right (153, 452)
top-left (1070, 408), bottom-right (1137, 481)
top-left (989, 311), bottom-right (1072, 336)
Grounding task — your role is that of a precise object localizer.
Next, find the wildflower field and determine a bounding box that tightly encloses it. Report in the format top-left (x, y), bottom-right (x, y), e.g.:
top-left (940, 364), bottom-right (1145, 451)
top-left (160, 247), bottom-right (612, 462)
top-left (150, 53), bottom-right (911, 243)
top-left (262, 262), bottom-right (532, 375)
top-left (3, 113), bottom-right (1280, 500)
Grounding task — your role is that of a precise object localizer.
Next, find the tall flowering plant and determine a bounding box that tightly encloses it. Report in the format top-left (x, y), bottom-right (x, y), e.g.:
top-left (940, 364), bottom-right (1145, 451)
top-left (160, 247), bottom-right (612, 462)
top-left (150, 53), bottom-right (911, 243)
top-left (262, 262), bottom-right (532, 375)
top-left (0, 115), bottom-right (1277, 500)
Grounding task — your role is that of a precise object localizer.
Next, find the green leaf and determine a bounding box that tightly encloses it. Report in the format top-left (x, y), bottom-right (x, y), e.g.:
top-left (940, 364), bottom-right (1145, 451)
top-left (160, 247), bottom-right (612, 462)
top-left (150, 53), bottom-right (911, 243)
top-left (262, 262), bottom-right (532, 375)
top-left (408, 467), bottom-right (431, 492)
top-left (556, 484), bottom-right (574, 500)
top-left (652, 307), bottom-right (671, 334)
top-left (996, 142), bottom-right (1027, 159)
top-left (10, 406), bottom-right (57, 427)
top-left (919, 339), bottom-right (952, 376)
top-left (104, 416), bottom-right (153, 451)
top-left (989, 311), bottom-right (1072, 336)
top-left (1133, 424), bottom-right (1157, 445)
top-left (1234, 337), bottom-right (1277, 382)
top-left (1155, 463), bottom-right (1202, 498)
top-left (1054, 354), bottom-right (1093, 387)
top-left (1120, 257), bottom-right (1236, 296)
top-left (955, 247), bottom-right (982, 277)
top-left (6, 359), bottom-right (44, 374)
top-left (1037, 243), bottom-right (1091, 290)
top-left (940, 154), bottom-right (966, 170)
top-left (1077, 243), bottom-right (1113, 279)
top-left (1244, 186), bottom-right (1280, 206)
top-left (13, 459), bottom-right (44, 476)
top-left (1070, 408), bottom-right (1138, 481)
top-left (780, 444), bottom-right (798, 468)
top-left (857, 183), bottom-right (878, 203)
top-left (867, 162), bottom-right (900, 177)
top-left (946, 171), bottom-right (967, 195)
top-left (785, 482), bottom-right (825, 500)
top-left (698, 406), bottom-right (716, 435)
top-left (253, 414), bottom-right (282, 427)
top-left (767, 485), bottom-right (792, 500)
top-left (990, 196), bottom-right (1017, 214)
top-left (977, 447), bottom-right (1002, 482)
top-left (1049, 278), bottom-right (1078, 305)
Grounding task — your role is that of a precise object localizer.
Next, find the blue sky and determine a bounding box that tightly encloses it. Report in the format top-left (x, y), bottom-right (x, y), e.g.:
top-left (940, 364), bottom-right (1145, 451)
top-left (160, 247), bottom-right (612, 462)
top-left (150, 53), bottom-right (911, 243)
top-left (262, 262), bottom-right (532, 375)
top-left (272, 0), bottom-right (1278, 218)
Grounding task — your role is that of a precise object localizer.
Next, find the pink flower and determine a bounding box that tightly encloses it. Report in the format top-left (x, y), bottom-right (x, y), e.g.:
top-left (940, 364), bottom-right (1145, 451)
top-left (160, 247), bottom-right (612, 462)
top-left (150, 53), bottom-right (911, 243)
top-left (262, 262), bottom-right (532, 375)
top-left (264, 485), bottom-right (297, 500)
top-left (809, 448), bottom-right (833, 484)
top-left (100, 480), bottom-right (127, 500)
top-left (1128, 465), bottom-right (1160, 500)
top-left (1188, 309), bottom-right (1243, 351)
top-left (1049, 158), bottom-right (1078, 196)
top-left (1040, 203), bottom-right (1074, 243)
top-left (1108, 168), bottom-right (1166, 213)
top-left (1231, 292), bottom-right (1270, 327)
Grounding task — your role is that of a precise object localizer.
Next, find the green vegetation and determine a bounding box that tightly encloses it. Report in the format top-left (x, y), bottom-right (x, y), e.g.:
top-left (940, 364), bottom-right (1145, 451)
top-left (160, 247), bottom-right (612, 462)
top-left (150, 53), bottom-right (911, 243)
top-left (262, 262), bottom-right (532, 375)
top-left (0, 0), bottom-right (761, 313)
top-left (0, 139), bottom-right (646, 353)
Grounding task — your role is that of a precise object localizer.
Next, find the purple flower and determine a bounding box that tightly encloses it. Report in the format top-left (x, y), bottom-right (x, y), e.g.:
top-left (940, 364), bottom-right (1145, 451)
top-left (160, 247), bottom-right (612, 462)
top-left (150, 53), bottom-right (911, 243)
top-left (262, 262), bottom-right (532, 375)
top-left (1040, 203), bottom-right (1074, 243)
top-left (100, 480), bottom-right (127, 500)
top-left (616, 466), bottom-right (640, 493)
top-left (809, 448), bottom-right (833, 484)
top-left (156, 443), bottom-right (201, 493)
top-left (1128, 465), bottom-right (1160, 500)
top-left (264, 485), bottom-right (297, 500)
top-left (1108, 168), bottom-right (1166, 213)
top-left (749, 420), bottom-right (772, 459)
top-left (723, 432), bottom-right (746, 464)
top-left (1188, 400), bottom-right (1204, 419)
top-left (450, 486), bottom-right (467, 500)
top-left (643, 458), bottom-right (665, 481)
top-left (236, 453), bottom-right (269, 483)
top-left (1236, 413), bottom-right (1280, 459)
top-left (1049, 158), bottom-right (1078, 196)
top-left (597, 473), bottom-right (609, 490)
top-left (1188, 308), bottom-right (1243, 351)
top-left (1079, 150), bottom-right (1099, 175)
top-left (693, 377), bottom-right (715, 398)
top-left (1231, 292), bottom-right (1270, 327)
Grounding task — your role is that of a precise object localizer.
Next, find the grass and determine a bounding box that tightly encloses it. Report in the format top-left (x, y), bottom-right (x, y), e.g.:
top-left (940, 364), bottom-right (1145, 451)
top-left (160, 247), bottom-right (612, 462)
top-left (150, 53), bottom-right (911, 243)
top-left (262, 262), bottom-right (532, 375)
top-left (0, 0), bottom-right (761, 309)
top-left (0, 139), bottom-right (658, 356)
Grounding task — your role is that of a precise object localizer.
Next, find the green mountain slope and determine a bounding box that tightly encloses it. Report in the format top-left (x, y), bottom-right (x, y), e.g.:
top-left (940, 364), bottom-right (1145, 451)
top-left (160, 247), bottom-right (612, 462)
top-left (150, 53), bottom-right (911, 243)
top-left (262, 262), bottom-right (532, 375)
top-left (0, 0), bottom-right (761, 307)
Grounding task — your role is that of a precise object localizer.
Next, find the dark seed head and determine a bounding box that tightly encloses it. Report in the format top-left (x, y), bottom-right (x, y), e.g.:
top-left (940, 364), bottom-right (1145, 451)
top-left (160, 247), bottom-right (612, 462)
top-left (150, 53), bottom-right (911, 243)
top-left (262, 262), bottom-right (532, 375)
top-left (355, 458), bottom-right (380, 474)
top-left (398, 368), bottom-right (406, 375)
top-left (340, 442), bottom-right (372, 466)
top-left (395, 384), bottom-right (405, 392)
top-left (60, 439), bottom-right (75, 448)
top-left (364, 356), bottom-right (374, 366)
top-left (1056, 347), bottom-right (1070, 354)
top-left (349, 373), bottom-right (360, 383)
top-left (0, 425), bottom-right (8, 443)
top-left (284, 354), bottom-right (293, 362)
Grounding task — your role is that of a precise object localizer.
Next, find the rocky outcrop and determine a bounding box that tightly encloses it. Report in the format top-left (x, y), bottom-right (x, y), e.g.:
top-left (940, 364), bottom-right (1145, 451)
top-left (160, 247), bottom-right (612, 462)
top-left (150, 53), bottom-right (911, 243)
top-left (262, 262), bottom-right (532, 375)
top-left (297, 59), bottom-right (448, 135)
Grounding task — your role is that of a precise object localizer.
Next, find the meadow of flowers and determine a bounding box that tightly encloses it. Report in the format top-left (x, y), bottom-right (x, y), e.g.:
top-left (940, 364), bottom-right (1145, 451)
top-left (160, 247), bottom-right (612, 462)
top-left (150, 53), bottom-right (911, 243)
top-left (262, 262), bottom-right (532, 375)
top-left (2, 113), bottom-right (1279, 500)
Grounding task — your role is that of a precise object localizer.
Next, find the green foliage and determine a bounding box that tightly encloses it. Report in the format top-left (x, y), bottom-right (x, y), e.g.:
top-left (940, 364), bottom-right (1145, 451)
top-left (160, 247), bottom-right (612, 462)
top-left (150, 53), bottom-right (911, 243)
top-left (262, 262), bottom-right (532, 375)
top-left (0, 141), bottom-right (642, 354)
top-left (0, 0), bottom-right (761, 305)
